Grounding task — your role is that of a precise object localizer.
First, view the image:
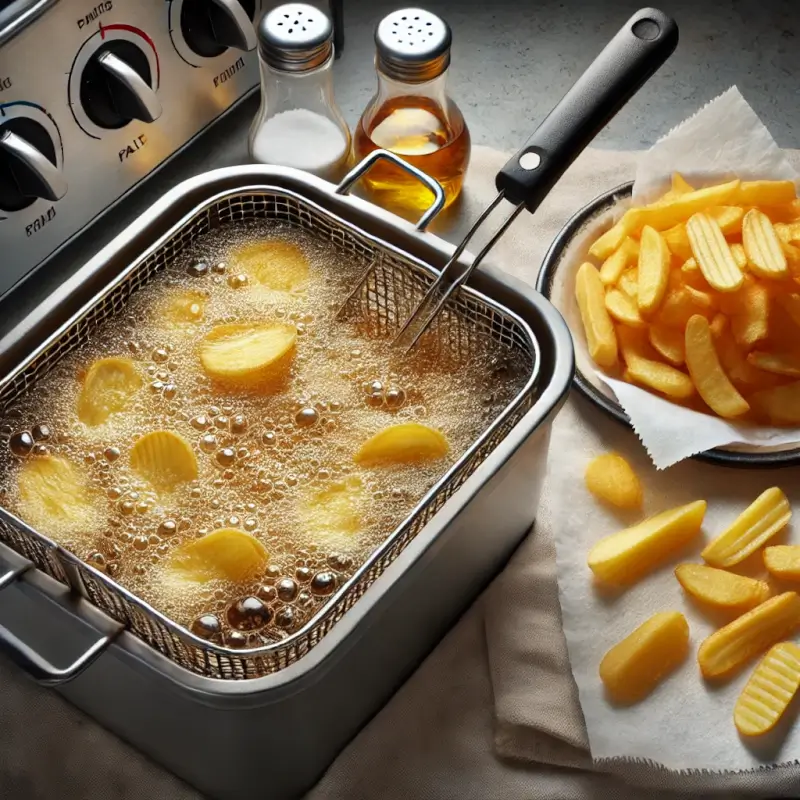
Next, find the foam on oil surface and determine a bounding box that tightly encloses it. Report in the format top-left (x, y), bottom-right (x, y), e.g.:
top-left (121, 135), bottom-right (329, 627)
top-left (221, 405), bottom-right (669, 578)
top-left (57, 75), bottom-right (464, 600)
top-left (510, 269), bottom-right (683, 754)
top-left (0, 222), bottom-right (526, 647)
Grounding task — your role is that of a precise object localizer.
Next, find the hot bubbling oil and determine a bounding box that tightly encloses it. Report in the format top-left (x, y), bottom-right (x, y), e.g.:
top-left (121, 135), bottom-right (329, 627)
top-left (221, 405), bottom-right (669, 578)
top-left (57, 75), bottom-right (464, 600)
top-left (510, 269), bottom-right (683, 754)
top-left (0, 223), bottom-right (525, 647)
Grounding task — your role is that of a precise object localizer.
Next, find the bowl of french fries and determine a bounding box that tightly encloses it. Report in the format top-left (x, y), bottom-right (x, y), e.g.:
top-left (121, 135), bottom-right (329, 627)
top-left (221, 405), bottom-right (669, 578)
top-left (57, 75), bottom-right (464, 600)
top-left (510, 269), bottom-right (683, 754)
top-left (538, 174), bottom-right (800, 467)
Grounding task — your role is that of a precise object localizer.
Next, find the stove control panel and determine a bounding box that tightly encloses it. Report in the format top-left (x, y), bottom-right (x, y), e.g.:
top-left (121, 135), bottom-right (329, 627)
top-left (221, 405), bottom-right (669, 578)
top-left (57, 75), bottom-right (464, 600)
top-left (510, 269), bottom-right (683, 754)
top-left (0, 0), bottom-right (264, 296)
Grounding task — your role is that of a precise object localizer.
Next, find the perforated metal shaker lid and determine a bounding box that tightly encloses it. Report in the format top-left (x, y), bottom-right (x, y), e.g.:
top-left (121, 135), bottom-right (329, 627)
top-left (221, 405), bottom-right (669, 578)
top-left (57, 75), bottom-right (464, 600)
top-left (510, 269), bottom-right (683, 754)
top-left (258, 3), bottom-right (333, 72)
top-left (375, 8), bottom-right (452, 83)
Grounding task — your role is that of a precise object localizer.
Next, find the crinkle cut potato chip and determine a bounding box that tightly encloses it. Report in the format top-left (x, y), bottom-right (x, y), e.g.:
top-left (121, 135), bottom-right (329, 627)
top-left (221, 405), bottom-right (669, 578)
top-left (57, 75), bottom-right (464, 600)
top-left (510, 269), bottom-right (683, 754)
top-left (17, 455), bottom-right (96, 535)
top-left (130, 430), bottom-right (199, 491)
top-left (77, 357), bottom-right (142, 426)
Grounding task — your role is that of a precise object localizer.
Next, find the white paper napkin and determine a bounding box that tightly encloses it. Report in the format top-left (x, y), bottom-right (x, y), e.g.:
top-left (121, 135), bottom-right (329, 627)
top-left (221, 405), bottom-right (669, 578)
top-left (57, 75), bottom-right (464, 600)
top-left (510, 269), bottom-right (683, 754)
top-left (549, 88), bottom-right (800, 469)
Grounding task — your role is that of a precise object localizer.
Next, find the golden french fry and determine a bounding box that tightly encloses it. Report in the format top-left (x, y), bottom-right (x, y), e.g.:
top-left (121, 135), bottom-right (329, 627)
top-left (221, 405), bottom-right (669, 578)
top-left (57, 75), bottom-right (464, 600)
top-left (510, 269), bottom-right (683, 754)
top-left (605, 289), bottom-right (645, 328)
top-left (648, 323), bottom-right (685, 366)
top-left (637, 226), bottom-right (671, 314)
top-left (681, 257), bottom-right (700, 278)
top-left (777, 293), bottom-right (800, 327)
top-left (742, 209), bottom-right (790, 279)
top-left (734, 642), bottom-right (800, 737)
top-left (685, 314), bottom-right (750, 418)
top-left (711, 205), bottom-right (745, 235)
top-left (621, 179), bottom-right (741, 234)
top-left (731, 243), bottom-right (748, 271)
top-left (589, 221), bottom-right (629, 261)
top-left (764, 546), bottom-right (800, 580)
top-left (584, 453), bottom-right (643, 510)
top-left (626, 357), bottom-right (695, 399)
top-left (587, 500), bottom-right (707, 585)
top-left (675, 563), bottom-right (770, 612)
top-left (656, 286), bottom-right (712, 329)
top-left (684, 283), bottom-right (716, 311)
top-left (783, 242), bottom-right (800, 280)
top-left (599, 238), bottom-right (639, 285)
top-left (751, 381), bottom-right (800, 425)
top-left (715, 331), bottom-right (784, 392)
top-left (709, 312), bottom-right (728, 340)
top-left (698, 592), bottom-right (800, 680)
top-left (600, 612), bottom-right (689, 705)
top-left (617, 269), bottom-right (638, 299)
top-left (731, 281), bottom-right (769, 349)
top-left (575, 263), bottom-right (618, 368)
top-left (686, 212), bottom-right (744, 292)
top-left (663, 224), bottom-right (693, 261)
top-left (747, 351), bottom-right (800, 377)
top-left (702, 487), bottom-right (792, 568)
top-left (774, 221), bottom-right (800, 244)
top-left (735, 180), bottom-right (797, 207)
top-left (672, 173), bottom-right (695, 194)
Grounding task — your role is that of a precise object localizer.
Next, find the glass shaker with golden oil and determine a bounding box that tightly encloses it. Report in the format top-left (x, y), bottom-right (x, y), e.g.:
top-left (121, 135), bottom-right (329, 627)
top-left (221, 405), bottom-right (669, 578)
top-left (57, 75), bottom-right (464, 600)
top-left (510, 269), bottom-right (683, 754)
top-left (353, 8), bottom-right (471, 215)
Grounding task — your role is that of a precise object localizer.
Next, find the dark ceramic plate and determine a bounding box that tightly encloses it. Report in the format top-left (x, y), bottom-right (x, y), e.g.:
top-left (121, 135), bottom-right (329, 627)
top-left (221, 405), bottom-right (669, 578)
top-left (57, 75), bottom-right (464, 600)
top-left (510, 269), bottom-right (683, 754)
top-left (536, 181), bottom-right (800, 468)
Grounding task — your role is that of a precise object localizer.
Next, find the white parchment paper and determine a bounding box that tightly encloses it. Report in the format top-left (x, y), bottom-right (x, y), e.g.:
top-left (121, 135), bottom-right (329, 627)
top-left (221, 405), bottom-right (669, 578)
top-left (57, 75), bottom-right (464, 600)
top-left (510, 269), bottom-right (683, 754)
top-left (554, 88), bottom-right (800, 469)
top-left (549, 411), bottom-right (800, 773)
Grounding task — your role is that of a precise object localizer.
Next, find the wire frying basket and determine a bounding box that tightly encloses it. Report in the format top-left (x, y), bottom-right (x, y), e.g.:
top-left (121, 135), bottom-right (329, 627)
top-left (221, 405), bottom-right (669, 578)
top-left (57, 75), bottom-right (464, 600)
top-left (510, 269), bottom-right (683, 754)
top-left (0, 183), bottom-right (540, 679)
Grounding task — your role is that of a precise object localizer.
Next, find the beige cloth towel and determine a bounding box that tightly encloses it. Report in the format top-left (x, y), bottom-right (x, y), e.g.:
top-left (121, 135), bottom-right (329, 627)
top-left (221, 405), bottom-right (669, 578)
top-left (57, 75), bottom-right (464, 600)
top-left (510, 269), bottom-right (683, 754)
top-left (2, 146), bottom-right (798, 799)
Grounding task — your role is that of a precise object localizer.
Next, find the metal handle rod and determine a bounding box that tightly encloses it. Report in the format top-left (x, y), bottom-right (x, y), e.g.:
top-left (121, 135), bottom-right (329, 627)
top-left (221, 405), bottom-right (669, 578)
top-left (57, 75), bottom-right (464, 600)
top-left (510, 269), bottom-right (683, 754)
top-left (0, 130), bottom-right (67, 202)
top-left (98, 51), bottom-right (162, 123)
top-left (393, 193), bottom-right (524, 352)
top-left (335, 149), bottom-right (446, 232)
top-left (0, 562), bottom-right (122, 686)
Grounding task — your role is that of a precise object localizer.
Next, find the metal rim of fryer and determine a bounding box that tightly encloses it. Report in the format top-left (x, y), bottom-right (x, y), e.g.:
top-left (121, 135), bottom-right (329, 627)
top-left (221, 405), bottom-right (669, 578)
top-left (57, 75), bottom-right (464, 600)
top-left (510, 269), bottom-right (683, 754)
top-left (536, 181), bottom-right (800, 469)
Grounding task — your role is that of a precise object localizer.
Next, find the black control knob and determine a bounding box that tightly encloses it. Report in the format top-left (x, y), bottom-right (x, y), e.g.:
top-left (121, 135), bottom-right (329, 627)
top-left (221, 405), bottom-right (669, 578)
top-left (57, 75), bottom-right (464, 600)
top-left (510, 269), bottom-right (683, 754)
top-left (80, 41), bottom-right (162, 129)
top-left (0, 118), bottom-right (67, 213)
top-left (181, 0), bottom-right (257, 58)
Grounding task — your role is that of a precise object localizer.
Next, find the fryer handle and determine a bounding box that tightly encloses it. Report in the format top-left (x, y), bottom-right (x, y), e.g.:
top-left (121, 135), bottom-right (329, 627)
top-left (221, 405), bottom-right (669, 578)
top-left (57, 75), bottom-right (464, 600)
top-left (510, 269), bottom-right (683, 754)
top-left (0, 562), bottom-right (122, 687)
top-left (496, 8), bottom-right (678, 210)
top-left (335, 149), bottom-right (446, 231)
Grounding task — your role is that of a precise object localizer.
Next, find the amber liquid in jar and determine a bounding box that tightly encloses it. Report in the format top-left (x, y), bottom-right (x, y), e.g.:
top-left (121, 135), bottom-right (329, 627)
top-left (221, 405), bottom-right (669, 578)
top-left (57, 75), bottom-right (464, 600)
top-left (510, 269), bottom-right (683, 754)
top-left (354, 95), bottom-right (470, 215)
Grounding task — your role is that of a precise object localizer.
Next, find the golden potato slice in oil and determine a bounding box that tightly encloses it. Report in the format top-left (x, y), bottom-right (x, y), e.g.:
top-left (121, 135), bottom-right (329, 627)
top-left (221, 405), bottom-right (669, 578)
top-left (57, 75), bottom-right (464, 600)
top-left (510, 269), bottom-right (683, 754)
top-left (17, 455), bottom-right (94, 534)
top-left (200, 322), bottom-right (296, 389)
top-left (170, 528), bottom-right (268, 584)
top-left (300, 476), bottom-right (365, 552)
top-left (130, 430), bottom-right (198, 490)
top-left (160, 289), bottom-right (206, 325)
top-left (230, 240), bottom-right (309, 294)
top-left (77, 357), bottom-right (142, 426)
top-left (355, 423), bottom-right (450, 466)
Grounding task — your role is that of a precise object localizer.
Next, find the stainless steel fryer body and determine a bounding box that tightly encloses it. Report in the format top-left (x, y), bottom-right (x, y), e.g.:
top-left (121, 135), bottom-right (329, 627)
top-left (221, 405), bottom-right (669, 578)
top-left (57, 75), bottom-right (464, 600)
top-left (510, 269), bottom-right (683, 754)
top-left (0, 164), bottom-right (573, 799)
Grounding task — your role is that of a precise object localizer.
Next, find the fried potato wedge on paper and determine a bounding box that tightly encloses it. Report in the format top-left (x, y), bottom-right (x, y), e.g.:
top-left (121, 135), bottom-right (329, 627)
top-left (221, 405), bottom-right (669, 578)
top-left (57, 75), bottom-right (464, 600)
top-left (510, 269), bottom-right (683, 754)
top-left (600, 612), bottom-right (689, 704)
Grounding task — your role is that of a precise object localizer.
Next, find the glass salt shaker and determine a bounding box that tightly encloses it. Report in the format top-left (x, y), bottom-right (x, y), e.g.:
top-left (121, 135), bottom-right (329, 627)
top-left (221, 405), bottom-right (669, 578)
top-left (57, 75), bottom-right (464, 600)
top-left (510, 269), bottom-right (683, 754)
top-left (354, 8), bottom-right (471, 214)
top-left (248, 3), bottom-right (351, 181)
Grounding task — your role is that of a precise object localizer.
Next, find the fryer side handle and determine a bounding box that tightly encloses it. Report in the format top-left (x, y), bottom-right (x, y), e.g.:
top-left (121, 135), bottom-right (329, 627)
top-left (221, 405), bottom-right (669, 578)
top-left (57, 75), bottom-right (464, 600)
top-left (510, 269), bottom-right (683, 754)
top-left (335, 149), bottom-right (446, 231)
top-left (0, 562), bottom-right (122, 687)
top-left (496, 7), bottom-right (678, 210)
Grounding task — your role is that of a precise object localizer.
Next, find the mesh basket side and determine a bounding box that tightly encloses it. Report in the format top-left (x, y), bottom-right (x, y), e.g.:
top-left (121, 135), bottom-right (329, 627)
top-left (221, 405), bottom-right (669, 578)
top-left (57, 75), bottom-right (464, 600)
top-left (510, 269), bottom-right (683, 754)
top-left (0, 188), bottom-right (538, 679)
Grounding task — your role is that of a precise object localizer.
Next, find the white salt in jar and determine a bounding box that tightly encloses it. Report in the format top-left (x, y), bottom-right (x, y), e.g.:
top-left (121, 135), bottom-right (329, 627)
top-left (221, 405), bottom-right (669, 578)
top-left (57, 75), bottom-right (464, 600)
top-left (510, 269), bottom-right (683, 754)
top-left (248, 3), bottom-right (351, 181)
